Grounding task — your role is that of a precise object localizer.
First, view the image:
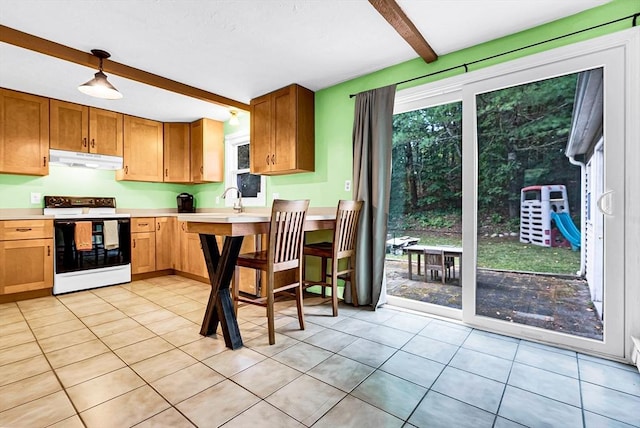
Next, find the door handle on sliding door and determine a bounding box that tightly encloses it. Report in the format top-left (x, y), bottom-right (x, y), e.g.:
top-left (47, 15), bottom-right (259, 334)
top-left (596, 190), bottom-right (614, 216)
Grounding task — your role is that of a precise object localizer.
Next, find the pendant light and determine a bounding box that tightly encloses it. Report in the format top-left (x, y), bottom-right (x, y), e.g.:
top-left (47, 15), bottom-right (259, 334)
top-left (78, 49), bottom-right (123, 100)
top-left (229, 110), bottom-right (239, 125)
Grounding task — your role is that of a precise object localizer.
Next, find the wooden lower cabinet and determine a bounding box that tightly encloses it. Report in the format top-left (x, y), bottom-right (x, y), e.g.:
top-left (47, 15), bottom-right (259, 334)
top-left (155, 217), bottom-right (175, 270)
top-left (130, 217), bottom-right (257, 291)
top-left (178, 221), bottom-right (208, 278)
top-left (131, 232), bottom-right (156, 274)
top-left (131, 218), bottom-right (156, 274)
top-left (0, 239), bottom-right (53, 294)
top-left (0, 220), bottom-right (53, 296)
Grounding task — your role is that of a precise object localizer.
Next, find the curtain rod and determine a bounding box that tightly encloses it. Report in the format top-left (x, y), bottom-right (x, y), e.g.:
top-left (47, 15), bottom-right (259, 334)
top-left (349, 12), bottom-right (639, 98)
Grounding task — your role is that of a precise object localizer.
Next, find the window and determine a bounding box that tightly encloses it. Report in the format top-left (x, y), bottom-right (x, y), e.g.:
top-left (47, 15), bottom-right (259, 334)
top-left (225, 131), bottom-right (266, 206)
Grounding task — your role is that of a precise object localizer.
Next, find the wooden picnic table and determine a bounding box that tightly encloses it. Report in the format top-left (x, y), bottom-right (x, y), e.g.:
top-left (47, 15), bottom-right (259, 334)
top-left (405, 244), bottom-right (463, 282)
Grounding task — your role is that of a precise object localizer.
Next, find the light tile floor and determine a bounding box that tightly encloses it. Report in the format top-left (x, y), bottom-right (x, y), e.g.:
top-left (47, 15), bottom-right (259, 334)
top-left (1, 275), bottom-right (639, 427)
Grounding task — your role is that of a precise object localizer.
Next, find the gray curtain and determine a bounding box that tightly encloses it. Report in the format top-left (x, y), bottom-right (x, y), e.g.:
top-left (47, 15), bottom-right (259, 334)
top-left (350, 84), bottom-right (396, 309)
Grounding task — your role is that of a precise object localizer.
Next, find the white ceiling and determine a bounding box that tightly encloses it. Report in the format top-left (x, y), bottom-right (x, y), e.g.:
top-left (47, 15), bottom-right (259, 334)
top-left (0, 0), bottom-right (609, 123)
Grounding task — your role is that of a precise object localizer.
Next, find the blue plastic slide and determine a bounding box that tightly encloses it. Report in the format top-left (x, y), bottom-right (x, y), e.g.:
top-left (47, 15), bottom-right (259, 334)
top-left (551, 211), bottom-right (581, 250)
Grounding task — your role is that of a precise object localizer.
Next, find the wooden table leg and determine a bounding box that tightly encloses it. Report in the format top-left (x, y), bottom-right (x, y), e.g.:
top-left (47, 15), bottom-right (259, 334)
top-left (408, 250), bottom-right (413, 280)
top-left (199, 234), bottom-right (244, 350)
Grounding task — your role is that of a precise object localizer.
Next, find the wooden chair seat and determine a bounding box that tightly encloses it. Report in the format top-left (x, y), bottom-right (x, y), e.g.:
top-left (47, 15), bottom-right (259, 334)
top-left (235, 250), bottom-right (267, 269)
top-left (303, 242), bottom-right (332, 256)
top-left (233, 199), bottom-right (309, 345)
top-left (303, 200), bottom-right (363, 316)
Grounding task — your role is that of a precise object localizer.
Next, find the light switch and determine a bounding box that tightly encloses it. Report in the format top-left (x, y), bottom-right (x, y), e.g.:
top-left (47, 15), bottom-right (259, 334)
top-left (30, 192), bottom-right (41, 204)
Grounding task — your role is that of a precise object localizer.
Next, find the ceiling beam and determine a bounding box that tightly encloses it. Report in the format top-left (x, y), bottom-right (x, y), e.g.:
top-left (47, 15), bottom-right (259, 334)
top-left (0, 25), bottom-right (250, 111)
top-left (369, 0), bottom-right (438, 63)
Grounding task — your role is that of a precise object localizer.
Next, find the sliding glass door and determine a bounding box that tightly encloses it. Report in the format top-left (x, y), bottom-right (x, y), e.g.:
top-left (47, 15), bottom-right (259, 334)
top-left (462, 47), bottom-right (625, 357)
top-left (389, 32), bottom-right (635, 359)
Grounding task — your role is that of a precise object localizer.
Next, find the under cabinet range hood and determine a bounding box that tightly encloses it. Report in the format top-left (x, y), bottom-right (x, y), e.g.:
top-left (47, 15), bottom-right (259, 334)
top-left (49, 149), bottom-right (123, 170)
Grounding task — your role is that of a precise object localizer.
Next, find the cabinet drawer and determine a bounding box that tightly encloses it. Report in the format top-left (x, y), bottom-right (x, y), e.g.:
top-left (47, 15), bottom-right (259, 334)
top-left (0, 220), bottom-right (53, 240)
top-left (131, 218), bottom-right (155, 233)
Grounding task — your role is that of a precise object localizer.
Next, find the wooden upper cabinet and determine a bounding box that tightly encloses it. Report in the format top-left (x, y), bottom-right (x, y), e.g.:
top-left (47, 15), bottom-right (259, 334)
top-left (250, 96), bottom-right (272, 175)
top-left (190, 118), bottom-right (223, 183)
top-left (117, 115), bottom-right (163, 182)
top-left (250, 84), bottom-right (314, 175)
top-left (163, 123), bottom-right (191, 183)
top-left (0, 89), bottom-right (49, 176)
top-left (50, 100), bottom-right (89, 152)
top-left (89, 108), bottom-right (123, 156)
top-left (50, 100), bottom-right (123, 156)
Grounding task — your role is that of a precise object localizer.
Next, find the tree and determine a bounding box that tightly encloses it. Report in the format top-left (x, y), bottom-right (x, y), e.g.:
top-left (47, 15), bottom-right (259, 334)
top-left (476, 73), bottom-right (580, 220)
top-left (390, 102), bottom-right (462, 227)
top-left (390, 72), bottom-right (582, 230)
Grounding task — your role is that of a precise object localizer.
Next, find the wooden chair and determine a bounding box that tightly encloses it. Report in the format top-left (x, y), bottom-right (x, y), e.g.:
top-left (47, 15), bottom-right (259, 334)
top-left (234, 199), bottom-right (309, 345)
top-left (424, 248), bottom-right (447, 284)
top-left (303, 200), bottom-right (363, 316)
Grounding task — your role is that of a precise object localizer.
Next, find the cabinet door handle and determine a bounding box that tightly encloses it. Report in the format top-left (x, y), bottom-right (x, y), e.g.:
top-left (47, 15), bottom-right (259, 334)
top-left (91, 139), bottom-right (95, 148)
top-left (83, 137), bottom-right (87, 148)
top-left (266, 155), bottom-right (270, 165)
top-left (47, 245), bottom-right (51, 256)
top-left (125, 166), bottom-right (128, 174)
top-left (200, 166), bottom-right (203, 174)
top-left (157, 223), bottom-right (160, 231)
top-left (272, 154), bottom-right (275, 164)
top-left (43, 156), bottom-right (47, 167)
top-left (15, 228), bottom-right (32, 232)
top-left (139, 223), bottom-right (148, 227)
top-left (133, 239), bottom-right (136, 248)
top-left (182, 223), bottom-right (186, 231)
top-left (165, 168), bottom-right (168, 177)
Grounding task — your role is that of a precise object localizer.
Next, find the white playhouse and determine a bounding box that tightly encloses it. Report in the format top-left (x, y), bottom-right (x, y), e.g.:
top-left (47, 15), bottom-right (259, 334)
top-left (519, 184), bottom-right (578, 248)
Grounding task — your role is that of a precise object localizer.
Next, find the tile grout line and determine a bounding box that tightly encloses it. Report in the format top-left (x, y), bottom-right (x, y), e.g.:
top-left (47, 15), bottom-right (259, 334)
top-left (56, 287), bottom-right (190, 427)
top-left (16, 295), bottom-right (88, 427)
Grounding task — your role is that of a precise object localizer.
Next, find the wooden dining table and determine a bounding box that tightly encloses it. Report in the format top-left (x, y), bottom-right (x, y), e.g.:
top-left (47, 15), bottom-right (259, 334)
top-left (178, 211), bottom-right (335, 350)
top-left (405, 244), bottom-right (463, 282)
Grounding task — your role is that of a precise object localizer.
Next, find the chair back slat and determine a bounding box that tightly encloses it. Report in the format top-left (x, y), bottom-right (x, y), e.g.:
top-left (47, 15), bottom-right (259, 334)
top-left (334, 200), bottom-right (363, 258)
top-left (270, 199), bottom-right (309, 270)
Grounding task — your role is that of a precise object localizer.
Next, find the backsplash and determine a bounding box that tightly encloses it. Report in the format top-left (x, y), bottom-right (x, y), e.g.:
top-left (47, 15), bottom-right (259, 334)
top-left (0, 166), bottom-right (198, 209)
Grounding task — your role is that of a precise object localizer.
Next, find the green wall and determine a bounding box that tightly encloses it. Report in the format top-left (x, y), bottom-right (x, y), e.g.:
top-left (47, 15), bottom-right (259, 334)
top-left (1, 0), bottom-right (636, 210)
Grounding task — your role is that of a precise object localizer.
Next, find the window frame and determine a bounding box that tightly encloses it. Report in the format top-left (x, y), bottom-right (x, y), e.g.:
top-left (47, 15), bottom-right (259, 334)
top-left (224, 131), bottom-right (266, 207)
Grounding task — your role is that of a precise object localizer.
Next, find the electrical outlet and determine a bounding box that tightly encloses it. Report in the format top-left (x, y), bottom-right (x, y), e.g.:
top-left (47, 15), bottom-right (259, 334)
top-left (272, 193), bottom-right (280, 200)
top-left (344, 180), bottom-right (351, 192)
top-left (30, 192), bottom-right (41, 204)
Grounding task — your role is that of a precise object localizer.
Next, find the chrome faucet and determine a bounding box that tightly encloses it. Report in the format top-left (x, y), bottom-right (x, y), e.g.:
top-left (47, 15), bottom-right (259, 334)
top-left (221, 186), bottom-right (243, 213)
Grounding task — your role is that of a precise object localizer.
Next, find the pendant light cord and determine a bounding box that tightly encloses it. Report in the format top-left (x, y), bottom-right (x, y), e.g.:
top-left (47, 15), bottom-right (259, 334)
top-left (349, 12), bottom-right (639, 98)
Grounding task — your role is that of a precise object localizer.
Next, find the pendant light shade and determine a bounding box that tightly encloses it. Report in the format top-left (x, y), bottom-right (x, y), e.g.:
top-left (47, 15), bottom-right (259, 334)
top-left (78, 49), bottom-right (122, 100)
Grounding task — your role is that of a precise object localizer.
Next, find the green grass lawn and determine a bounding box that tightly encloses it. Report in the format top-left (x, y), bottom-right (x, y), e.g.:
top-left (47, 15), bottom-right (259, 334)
top-left (386, 234), bottom-right (580, 275)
